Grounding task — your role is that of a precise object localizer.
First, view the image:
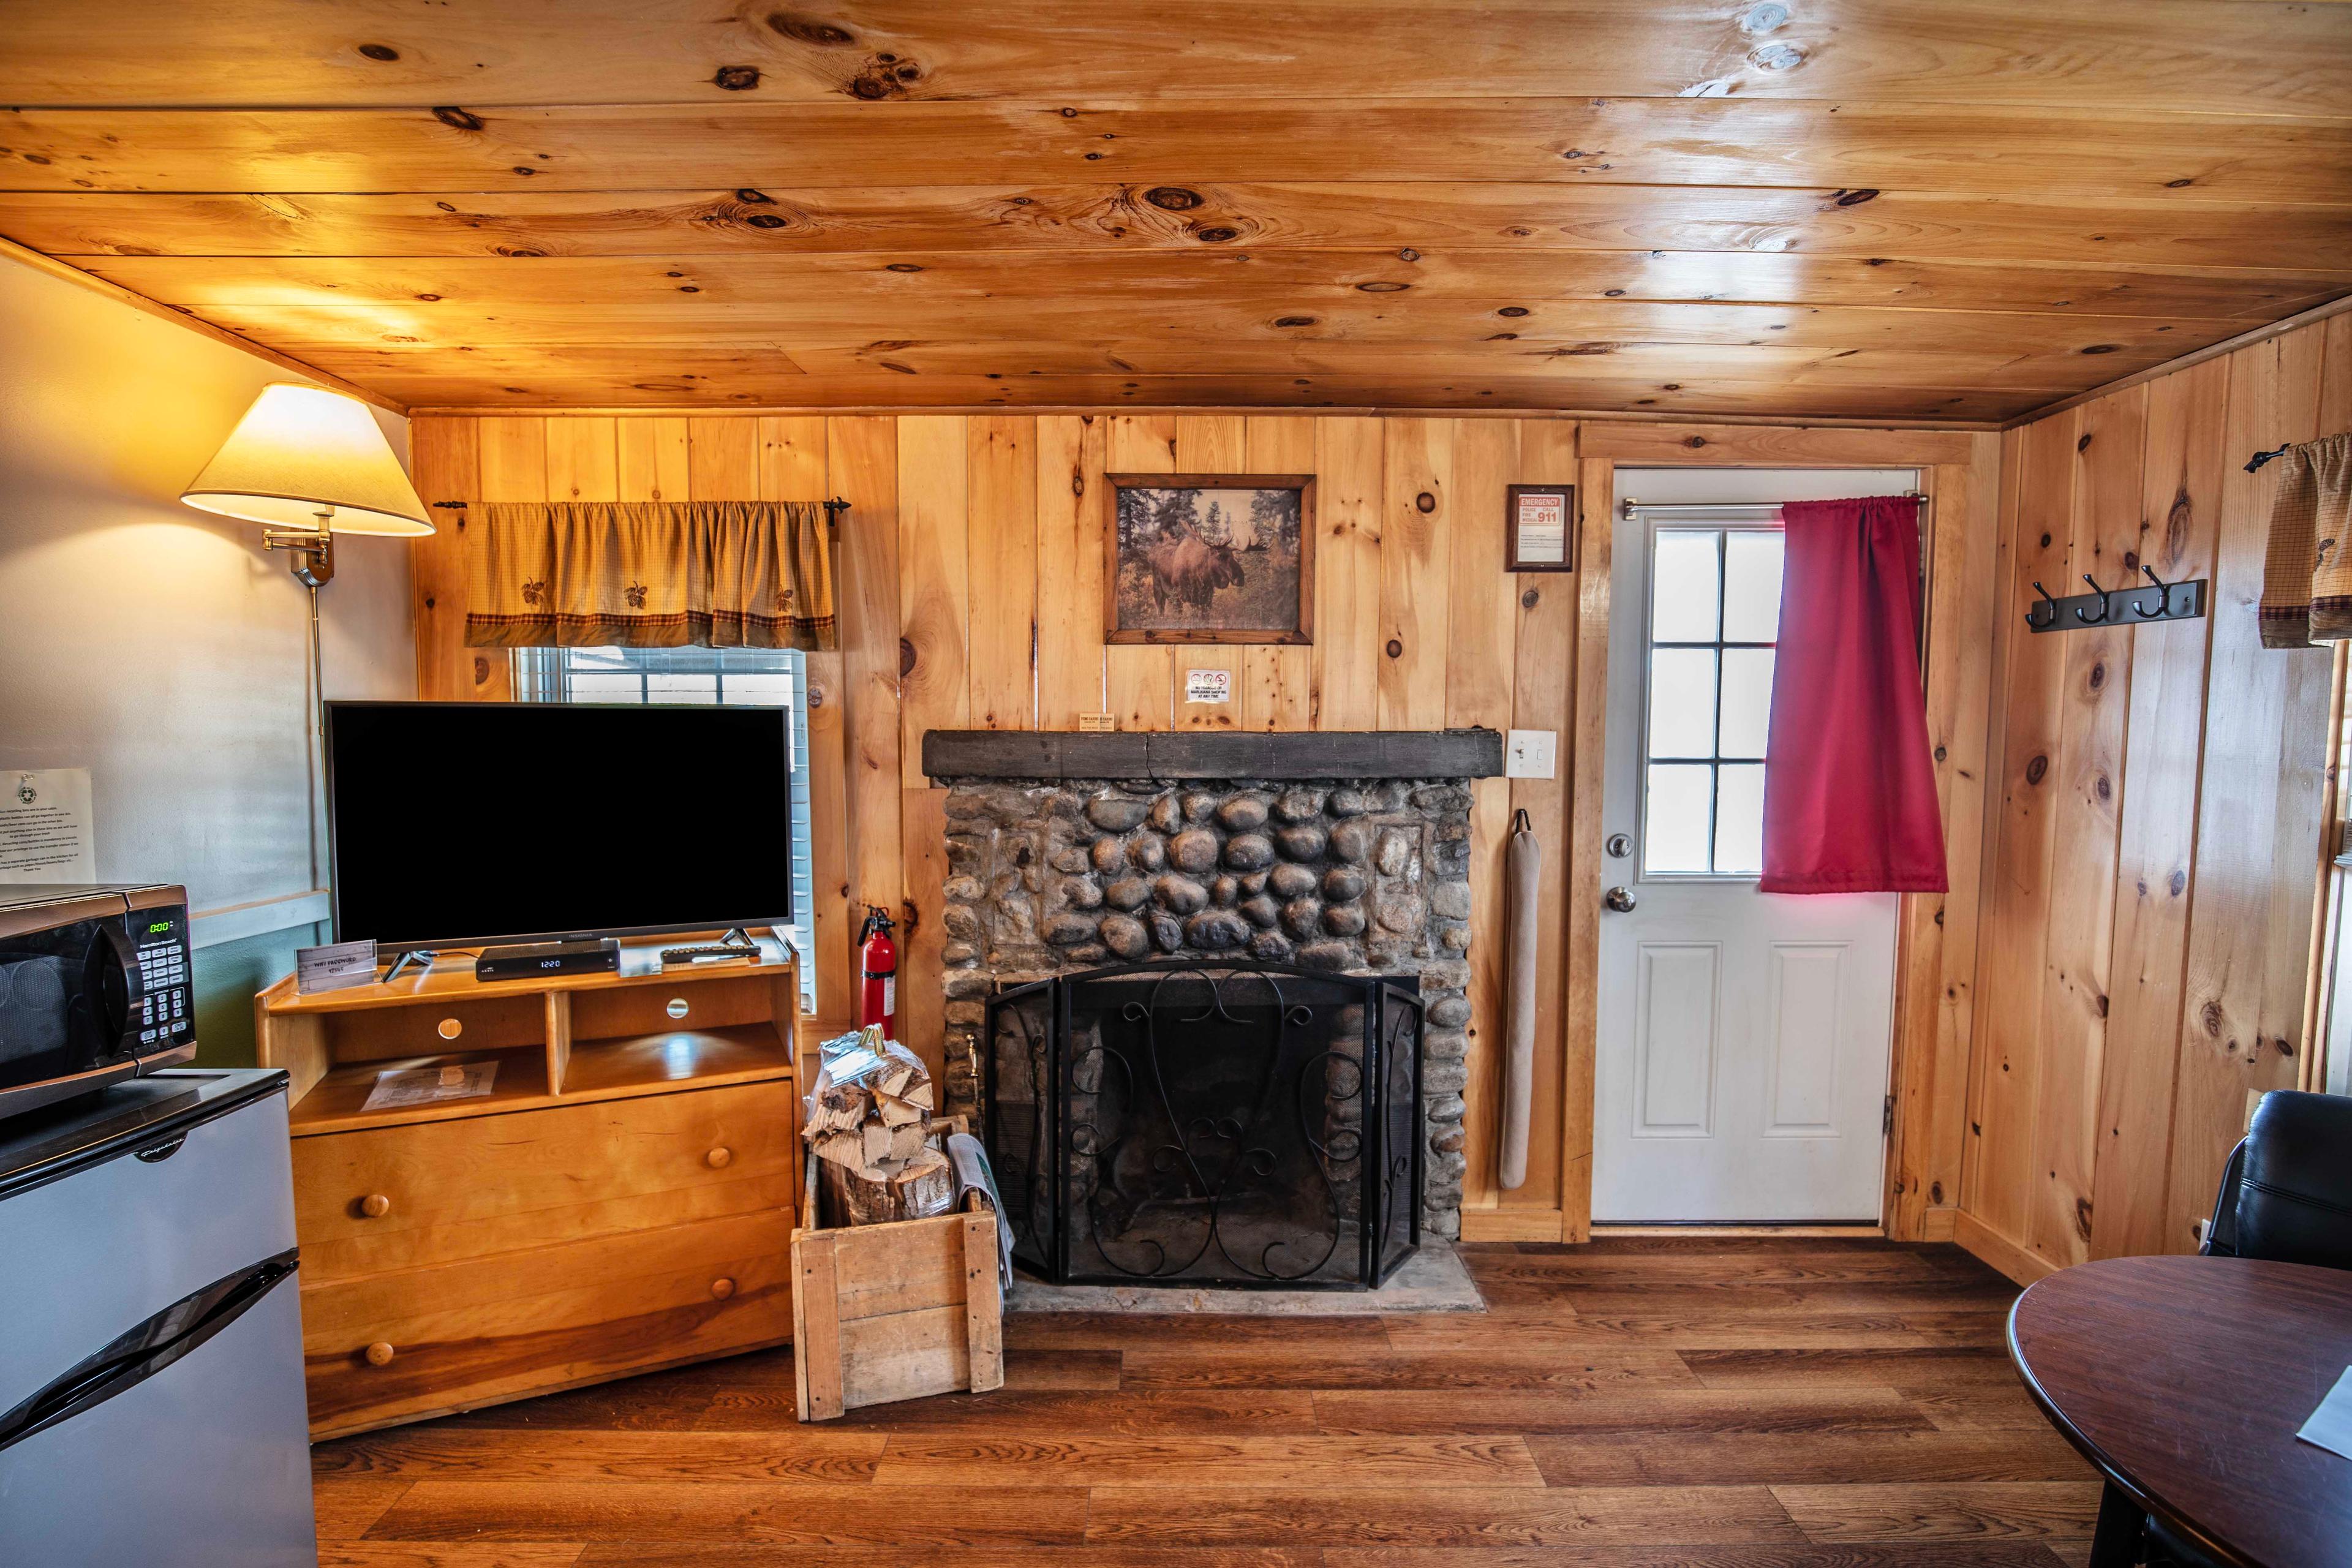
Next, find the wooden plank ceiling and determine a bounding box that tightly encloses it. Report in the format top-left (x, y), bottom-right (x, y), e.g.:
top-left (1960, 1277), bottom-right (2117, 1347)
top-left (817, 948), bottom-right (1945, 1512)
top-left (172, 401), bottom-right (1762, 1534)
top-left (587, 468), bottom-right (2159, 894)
top-left (2, 2), bottom-right (2348, 420)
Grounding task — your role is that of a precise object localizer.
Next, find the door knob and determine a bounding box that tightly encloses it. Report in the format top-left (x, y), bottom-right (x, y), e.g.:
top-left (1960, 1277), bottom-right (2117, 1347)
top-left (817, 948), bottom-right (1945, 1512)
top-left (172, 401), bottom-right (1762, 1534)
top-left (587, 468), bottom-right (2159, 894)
top-left (1604, 886), bottom-right (1637, 913)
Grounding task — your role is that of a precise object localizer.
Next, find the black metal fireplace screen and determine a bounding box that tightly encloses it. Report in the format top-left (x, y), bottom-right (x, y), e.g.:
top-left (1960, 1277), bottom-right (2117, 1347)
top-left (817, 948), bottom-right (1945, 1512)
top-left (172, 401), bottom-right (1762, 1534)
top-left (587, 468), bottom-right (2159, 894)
top-left (985, 961), bottom-right (1422, 1290)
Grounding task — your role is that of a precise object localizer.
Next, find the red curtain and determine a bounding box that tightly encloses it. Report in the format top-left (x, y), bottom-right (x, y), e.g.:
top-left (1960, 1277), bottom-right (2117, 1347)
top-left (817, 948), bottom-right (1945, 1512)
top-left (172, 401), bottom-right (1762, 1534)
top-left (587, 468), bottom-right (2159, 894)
top-left (1758, 495), bottom-right (1947, 894)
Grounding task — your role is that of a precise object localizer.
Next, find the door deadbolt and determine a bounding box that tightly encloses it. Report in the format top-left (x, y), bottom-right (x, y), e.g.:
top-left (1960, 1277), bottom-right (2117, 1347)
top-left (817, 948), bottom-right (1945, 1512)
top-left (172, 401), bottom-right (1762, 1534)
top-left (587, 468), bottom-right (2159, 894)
top-left (1604, 886), bottom-right (1638, 913)
top-left (1605, 832), bottom-right (1632, 859)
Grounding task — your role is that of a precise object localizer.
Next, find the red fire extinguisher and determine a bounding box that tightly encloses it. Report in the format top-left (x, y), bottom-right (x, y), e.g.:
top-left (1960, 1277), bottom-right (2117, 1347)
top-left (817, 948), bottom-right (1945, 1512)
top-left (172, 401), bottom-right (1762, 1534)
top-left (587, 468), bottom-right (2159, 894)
top-left (857, 905), bottom-right (899, 1043)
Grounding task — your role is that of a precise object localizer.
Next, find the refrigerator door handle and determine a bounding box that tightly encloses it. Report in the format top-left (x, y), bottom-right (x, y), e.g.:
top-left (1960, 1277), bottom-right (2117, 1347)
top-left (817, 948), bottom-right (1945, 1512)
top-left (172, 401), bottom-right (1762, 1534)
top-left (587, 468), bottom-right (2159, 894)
top-left (0, 1247), bottom-right (300, 1453)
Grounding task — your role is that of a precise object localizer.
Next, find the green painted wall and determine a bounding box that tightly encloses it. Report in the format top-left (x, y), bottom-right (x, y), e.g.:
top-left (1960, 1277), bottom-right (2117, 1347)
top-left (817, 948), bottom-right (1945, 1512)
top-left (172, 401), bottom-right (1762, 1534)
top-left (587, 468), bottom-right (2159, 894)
top-left (191, 922), bottom-right (321, 1068)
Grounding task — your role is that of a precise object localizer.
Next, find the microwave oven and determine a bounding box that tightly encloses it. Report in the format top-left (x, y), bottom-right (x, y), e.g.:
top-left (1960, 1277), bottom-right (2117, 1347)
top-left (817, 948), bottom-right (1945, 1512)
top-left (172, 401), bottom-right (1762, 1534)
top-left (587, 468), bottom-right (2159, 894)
top-left (0, 884), bottom-right (196, 1121)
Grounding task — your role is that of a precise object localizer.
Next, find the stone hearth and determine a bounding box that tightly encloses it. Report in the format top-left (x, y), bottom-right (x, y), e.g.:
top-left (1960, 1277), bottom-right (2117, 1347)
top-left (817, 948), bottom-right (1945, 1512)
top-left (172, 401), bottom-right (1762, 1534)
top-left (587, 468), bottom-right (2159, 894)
top-left (922, 729), bottom-right (1504, 1242)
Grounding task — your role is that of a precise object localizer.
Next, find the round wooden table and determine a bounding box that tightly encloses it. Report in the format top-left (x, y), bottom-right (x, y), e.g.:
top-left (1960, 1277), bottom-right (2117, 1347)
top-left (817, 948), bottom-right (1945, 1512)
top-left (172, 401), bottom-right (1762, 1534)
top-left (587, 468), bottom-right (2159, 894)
top-left (2009, 1255), bottom-right (2352, 1568)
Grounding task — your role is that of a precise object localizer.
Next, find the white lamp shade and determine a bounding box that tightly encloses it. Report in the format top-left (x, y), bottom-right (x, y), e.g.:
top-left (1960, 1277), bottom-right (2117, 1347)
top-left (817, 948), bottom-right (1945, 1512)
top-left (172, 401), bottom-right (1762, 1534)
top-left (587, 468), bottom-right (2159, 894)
top-left (182, 383), bottom-right (432, 537)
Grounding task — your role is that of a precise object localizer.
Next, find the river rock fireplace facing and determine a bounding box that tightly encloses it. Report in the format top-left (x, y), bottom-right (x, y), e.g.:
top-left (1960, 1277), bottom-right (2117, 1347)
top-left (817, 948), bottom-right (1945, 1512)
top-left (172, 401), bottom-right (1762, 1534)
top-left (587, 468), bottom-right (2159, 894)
top-left (922, 729), bottom-right (1507, 1267)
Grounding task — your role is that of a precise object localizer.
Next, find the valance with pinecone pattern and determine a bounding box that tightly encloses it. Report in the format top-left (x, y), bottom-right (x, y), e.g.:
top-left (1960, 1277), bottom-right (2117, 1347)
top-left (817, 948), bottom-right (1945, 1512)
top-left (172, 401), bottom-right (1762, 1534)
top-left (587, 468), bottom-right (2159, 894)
top-left (464, 500), bottom-right (835, 650)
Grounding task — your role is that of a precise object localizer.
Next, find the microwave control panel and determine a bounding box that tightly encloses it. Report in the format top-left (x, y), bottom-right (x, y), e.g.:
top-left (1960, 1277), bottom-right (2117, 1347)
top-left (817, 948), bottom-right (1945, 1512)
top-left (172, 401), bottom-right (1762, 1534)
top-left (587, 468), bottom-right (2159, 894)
top-left (131, 907), bottom-right (194, 1050)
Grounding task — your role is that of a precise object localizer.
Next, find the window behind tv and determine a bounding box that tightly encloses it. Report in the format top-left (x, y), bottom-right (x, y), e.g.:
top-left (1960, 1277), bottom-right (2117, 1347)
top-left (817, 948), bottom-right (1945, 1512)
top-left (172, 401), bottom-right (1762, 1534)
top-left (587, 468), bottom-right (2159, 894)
top-left (514, 646), bottom-right (817, 1011)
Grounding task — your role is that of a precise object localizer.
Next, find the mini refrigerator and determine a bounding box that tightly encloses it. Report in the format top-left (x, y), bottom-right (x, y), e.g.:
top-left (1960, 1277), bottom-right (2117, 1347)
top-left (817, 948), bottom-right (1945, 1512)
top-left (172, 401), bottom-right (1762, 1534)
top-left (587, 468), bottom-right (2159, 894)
top-left (0, 1069), bottom-right (318, 1565)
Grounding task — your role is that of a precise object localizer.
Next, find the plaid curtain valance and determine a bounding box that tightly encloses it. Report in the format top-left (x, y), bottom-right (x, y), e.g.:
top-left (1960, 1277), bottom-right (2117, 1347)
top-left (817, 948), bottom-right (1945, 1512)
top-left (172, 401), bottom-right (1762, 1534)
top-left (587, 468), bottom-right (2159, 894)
top-left (2258, 433), bottom-right (2352, 649)
top-left (464, 500), bottom-right (836, 651)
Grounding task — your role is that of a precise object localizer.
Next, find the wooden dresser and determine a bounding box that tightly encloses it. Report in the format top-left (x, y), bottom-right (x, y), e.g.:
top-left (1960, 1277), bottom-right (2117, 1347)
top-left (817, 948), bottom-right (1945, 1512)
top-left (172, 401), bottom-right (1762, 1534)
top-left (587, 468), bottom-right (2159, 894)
top-left (255, 940), bottom-right (801, 1439)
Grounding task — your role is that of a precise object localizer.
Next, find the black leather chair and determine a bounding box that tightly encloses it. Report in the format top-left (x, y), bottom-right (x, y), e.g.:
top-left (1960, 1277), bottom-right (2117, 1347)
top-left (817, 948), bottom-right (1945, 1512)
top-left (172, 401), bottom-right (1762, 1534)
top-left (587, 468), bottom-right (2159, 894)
top-left (2141, 1090), bottom-right (2352, 1567)
top-left (2199, 1089), bottom-right (2352, 1270)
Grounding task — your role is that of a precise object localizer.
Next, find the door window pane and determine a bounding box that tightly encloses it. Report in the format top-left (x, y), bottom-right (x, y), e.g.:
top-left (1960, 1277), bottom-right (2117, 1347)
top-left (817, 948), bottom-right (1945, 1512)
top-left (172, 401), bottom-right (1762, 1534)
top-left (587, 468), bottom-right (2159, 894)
top-left (1717, 648), bottom-right (1775, 760)
top-left (1651, 532), bottom-right (1721, 643)
top-left (1643, 764), bottom-right (1714, 874)
top-left (1648, 648), bottom-right (1717, 759)
top-left (1722, 530), bottom-right (1785, 643)
top-left (1639, 524), bottom-right (1782, 880)
top-left (1714, 763), bottom-right (1766, 876)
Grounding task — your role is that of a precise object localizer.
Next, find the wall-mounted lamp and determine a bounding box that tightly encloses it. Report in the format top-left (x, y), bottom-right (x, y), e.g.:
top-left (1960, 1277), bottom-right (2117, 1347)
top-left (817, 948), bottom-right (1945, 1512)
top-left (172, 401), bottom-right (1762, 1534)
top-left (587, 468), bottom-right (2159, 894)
top-left (180, 383), bottom-right (432, 586)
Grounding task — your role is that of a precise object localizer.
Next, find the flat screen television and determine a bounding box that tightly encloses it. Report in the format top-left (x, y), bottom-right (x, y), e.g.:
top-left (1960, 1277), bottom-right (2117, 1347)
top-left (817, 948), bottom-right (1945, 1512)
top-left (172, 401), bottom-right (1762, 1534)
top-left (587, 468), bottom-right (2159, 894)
top-left (325, 699), bottom-right (794, 952)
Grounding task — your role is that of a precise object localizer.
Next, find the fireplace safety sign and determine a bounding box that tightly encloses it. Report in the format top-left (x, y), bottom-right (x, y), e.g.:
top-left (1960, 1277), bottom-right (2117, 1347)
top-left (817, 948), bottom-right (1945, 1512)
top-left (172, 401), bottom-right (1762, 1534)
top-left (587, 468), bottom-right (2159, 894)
top-left (1185, 668), bottom-right (1232, 704)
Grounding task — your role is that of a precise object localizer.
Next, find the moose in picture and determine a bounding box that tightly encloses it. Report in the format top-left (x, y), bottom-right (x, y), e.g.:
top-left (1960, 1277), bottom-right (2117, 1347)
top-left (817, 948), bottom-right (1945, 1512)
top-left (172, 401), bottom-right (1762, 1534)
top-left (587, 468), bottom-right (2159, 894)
top-left (1105, 473), bottom-right (1316, 644)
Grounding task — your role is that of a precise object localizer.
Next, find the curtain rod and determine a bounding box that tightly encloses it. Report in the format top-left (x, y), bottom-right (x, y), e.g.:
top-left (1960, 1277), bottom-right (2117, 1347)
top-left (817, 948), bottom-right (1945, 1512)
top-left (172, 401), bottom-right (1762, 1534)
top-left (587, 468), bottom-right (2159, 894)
top-left (1620, 492), bottom-right (1927, 518)
top-left (429, 497), bottom-right (851, 511)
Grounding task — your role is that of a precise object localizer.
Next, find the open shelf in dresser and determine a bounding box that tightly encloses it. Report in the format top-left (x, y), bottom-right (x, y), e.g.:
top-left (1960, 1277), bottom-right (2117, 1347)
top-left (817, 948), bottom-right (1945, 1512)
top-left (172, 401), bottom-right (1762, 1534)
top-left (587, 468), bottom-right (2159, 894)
top-left (255, 937), bottom-right (801, 1134)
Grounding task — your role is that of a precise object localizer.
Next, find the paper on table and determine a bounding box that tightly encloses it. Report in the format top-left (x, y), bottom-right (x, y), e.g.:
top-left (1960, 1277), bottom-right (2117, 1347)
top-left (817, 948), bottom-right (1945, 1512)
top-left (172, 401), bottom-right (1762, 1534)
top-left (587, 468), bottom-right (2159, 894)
top-left (2296, 1366), bottom-right (2352, 1463)
top-left (362, 1061), bottom-right (499, 1112)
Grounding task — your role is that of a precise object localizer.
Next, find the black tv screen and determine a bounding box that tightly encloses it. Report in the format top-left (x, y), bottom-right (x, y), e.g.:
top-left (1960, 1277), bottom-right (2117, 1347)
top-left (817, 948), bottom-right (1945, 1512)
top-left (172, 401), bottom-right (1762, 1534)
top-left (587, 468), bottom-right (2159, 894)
top-left (326, 700), bottom-right (793, 951)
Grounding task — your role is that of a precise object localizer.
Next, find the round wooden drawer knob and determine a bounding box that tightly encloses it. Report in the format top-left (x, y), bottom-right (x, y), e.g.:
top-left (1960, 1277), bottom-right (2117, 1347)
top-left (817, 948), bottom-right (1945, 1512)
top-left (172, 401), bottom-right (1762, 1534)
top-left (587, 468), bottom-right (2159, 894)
top-left (360, 1194), bottom-right (393, 1218)
top-left (364, 1341), bottom-right (396, 1367)
top-left (709, 1277), bottom-right (736, 1300)
top-left (705, 1147), bottom-right (733, 1169)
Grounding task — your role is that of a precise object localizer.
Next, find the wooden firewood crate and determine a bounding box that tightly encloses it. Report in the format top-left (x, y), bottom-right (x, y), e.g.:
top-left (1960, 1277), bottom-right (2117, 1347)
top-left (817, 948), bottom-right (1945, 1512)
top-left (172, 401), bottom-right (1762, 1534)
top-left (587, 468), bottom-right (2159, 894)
top-left (789, 1148), bottom-right (1005, 1421)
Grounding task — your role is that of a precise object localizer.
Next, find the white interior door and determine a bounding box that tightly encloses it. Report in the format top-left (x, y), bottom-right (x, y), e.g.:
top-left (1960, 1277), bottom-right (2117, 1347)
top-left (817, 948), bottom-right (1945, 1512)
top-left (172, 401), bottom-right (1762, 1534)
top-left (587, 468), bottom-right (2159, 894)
top-left (1593, 468), bottom-right (1913, 1223)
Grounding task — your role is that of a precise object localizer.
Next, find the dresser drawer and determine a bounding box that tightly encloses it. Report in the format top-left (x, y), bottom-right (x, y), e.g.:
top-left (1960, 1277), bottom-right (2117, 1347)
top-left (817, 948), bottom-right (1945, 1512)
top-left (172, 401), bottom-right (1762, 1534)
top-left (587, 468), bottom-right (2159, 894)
top-left (299, 1208), bottom-right (792, 1438)
top-left (292, 1078), bottom-right (798, 1281)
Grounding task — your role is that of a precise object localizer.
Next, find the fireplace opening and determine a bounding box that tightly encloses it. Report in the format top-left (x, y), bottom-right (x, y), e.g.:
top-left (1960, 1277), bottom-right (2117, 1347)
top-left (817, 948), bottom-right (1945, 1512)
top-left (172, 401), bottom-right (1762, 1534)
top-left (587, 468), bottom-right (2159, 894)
top-left (987, 961), bottom-right (1422, 1290)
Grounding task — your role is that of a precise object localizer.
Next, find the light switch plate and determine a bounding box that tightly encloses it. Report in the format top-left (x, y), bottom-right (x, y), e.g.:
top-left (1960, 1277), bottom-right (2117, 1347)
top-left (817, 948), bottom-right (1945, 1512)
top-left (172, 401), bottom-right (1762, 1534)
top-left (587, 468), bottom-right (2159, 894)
top-left (1506, 729), bottom-right (1557, 779)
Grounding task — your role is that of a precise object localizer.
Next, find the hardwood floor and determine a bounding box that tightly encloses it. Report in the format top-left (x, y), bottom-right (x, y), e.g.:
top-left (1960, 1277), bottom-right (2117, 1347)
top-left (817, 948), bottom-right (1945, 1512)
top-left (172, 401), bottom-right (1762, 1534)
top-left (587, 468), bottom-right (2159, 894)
top-left (309, 1237), bottom-right (2101, 1566)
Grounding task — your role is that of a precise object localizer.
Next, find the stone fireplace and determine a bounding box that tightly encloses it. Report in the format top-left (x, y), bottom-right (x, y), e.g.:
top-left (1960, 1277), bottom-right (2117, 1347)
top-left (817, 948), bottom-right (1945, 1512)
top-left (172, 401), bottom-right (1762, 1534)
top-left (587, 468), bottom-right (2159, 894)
top-left (922, 729), bottom-right (1506, 1250)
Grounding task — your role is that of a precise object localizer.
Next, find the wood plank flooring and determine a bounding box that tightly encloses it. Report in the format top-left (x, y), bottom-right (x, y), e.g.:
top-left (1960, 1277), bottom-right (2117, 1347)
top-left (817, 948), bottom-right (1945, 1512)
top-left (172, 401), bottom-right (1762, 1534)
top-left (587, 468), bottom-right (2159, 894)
top-left (310, 1237), bottom-right (2100, 1567)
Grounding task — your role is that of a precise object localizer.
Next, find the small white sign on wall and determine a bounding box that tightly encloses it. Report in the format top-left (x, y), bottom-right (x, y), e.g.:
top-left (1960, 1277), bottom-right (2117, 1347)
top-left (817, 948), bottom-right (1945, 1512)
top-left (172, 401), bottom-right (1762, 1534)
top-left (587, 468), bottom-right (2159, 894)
top-left (0, 768), bottom-right (96, 883)
top-left (1185, 668), bottom-right (1232, 704)
top-left (1506, 730), bottom-right (1557, 780)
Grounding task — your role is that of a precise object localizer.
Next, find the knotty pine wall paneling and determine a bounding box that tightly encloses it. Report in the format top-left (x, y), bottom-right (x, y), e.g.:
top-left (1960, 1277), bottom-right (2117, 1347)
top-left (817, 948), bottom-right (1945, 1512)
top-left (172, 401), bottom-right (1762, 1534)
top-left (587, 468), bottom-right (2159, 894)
top-left (1959, 318), bottom-right (2348, 1282)
top-left (412, 410), bottom-right (2010, 1243)
top-left (892, 415), bottom-right (968, 1086)
top-left (831, 415), bottom-right (904, 1039)
top-left (1035, 415), bottom-right (1107, 729)
top-left (1888, 435), bottom-right (2005, 1243)
top-left (1104, 414), bottom-right (1177, 733)
top-left (409, 414), bottom-right (480, 703)
top-left (616, 416), bottom-right (688, 503)
top-left (1313, 418), bottom-right (1386, 733)
top-left (1243, 417), bottom-right (1319, 733)
top-left (2090, 358), bottom-right (2228, 1262)
top-left (966, 416), bottom-right (1037, 734)
top-left (545, 414), bottom-right (617, 503)
top-left (1378, 418), bottom-right (1453, 733)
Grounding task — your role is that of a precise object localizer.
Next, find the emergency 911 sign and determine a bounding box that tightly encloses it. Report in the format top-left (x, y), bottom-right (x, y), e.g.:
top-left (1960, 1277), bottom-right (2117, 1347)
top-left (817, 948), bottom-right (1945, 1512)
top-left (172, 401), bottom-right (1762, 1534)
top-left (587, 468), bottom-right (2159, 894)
top-left (1506, 483), bottom-right (1577, 572)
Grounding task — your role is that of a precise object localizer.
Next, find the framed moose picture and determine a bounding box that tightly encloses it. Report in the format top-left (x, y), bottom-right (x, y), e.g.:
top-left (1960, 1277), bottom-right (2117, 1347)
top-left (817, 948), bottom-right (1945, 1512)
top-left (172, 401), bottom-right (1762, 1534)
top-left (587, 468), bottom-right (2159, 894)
top-left (1104, 473), bottom-right (1316, 644)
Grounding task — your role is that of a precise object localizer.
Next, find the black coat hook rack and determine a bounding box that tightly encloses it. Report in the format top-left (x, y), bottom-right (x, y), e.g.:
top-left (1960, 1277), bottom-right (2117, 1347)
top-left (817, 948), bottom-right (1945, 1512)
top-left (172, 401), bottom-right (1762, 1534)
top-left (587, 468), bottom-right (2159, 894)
top-left (2026, 564), bottom-right (2206, 633)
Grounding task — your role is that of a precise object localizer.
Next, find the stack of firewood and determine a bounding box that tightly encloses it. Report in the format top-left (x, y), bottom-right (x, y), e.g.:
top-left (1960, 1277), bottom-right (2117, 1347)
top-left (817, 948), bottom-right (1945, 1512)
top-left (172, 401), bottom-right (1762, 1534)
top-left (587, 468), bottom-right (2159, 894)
top-left (801, 1027), bottom-right (955, 1223)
